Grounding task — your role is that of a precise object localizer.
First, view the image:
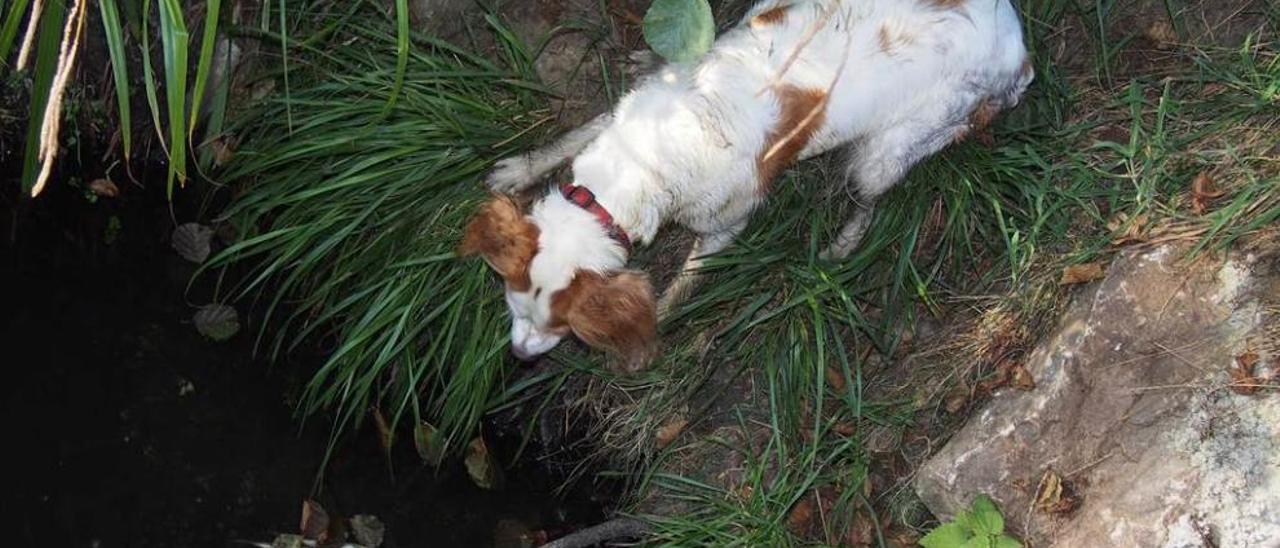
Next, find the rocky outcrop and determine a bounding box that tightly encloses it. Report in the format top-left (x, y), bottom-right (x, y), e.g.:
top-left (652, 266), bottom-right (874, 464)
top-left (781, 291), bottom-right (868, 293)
top-left (916, 246), bottom-right (1279, 547)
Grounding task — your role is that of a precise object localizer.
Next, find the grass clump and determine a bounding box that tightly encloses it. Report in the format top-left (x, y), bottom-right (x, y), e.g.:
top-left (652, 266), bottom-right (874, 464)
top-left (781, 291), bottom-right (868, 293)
top-left (205, 8), bottom-right (553, 458)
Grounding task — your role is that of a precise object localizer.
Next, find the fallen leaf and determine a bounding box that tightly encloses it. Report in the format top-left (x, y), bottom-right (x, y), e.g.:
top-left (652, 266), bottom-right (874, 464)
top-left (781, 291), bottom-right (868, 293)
top-left (413, 421), bottom-right (446, 466)
top-left (1145, 20), bottom-right (1177, 49)
top-left (1059, 262), bottom-right (1106, 286)
top-left (300, 499), bottom-right (329, 542)
top-left (944, 390), bottom-right (968, 414)
top-left (786, 497), bottom-right (814, 536)
top-left (88, 178), bottom-right (119, 198)
top-left (832, 422), bottom-right (857, 436)
top-left (1010, 362), bottom-right (1037, 391)
top-left (845, 510), bottom-right (876, 547)
top-left (1034, 470), bottom-right (1080, 515)
top-left (465, 436), bottom-right (502, 490)
top-left (1107, 212), bottom-right (1152, 246)
top-left (825, 366), bottom-right (847, 391)
top-left (350, 514), bottom-right (385, 548)
top-left (193, 304), bottom-right (240, 341)
top-left (372, 408), bottom-right (393, 455)
top-left (211, 136), bottom-right (237, 167)
top-left (172, 222), bottom-right (215, 263)
top-left (1229, 352), bottom-right (1261, 395)
top-left (655, 415), bottom-right (689, 449)
top-left (270, 534), bottom-right (304, 548)
top-left (1190, 172), bottom-right (1225, 215)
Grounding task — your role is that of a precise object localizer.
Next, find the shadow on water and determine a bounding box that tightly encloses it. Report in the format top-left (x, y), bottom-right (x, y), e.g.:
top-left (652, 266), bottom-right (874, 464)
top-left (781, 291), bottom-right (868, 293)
top-left (0, 171), bottom-right (609, 547)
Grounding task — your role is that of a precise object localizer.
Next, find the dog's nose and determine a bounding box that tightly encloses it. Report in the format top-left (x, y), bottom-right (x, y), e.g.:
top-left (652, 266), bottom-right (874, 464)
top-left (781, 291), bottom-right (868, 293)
top-left (510, 345), bottom-right (541, 362)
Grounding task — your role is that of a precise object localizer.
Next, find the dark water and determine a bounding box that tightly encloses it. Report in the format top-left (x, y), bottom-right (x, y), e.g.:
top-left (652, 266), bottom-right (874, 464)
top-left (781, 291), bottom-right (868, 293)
top-left (0, 180), bottom-right (607, 547)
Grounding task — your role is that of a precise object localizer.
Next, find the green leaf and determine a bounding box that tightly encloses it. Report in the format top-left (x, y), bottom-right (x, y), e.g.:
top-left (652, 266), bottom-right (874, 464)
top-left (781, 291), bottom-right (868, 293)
top-left (0, 0), bottom-right (33, 63)
top-left (642, 0), bottom-right (714, 63)
top-left (995, 534), bottom-right (1023, 548)
top-left (920, 523), bottom-right (972, 548)
top-left (99, 0), bottom-right (132, 158)
top-left (970, 495), bottom-right (1005, 536)
top-left (951, 509), bottom-right (977, 534)
top-left (188, 0), bottom-right (221, 140)
top-left (960, 536), bottom-right (990, 548)
top-left (157, 0), bottom-right (190, 196)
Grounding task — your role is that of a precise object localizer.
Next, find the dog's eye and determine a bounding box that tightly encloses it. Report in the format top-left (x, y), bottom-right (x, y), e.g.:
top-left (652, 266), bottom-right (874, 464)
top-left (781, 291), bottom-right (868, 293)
top-left (533, 287), bottom-right (542, 299)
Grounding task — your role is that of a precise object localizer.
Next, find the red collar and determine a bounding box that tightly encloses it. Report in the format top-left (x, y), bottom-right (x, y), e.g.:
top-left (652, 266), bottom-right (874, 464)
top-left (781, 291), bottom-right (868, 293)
top-left (559, 182), bottom-right (632, 254)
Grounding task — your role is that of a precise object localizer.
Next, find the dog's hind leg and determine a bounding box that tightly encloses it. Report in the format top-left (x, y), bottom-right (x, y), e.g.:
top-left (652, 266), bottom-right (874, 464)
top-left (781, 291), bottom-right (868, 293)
top-left (657, 221), bottom-right (747, 321)
top-left (820, 112), bottom-right (976, 260)
top-left (819, 197), bottom-right (877, 261)
top-left (486, 113), bottom-right (613, 193)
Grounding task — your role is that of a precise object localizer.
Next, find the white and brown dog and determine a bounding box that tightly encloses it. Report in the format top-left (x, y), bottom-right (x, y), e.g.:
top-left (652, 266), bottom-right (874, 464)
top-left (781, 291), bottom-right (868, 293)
top-left (462, 0), bottom-right (1033, 370)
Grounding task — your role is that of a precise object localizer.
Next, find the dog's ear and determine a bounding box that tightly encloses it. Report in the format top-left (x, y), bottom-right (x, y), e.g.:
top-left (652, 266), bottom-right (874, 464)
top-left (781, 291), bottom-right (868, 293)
top-left (459, 195), bottom-right (539, 290)
top-left (554, 270), bottom-right (657, 372)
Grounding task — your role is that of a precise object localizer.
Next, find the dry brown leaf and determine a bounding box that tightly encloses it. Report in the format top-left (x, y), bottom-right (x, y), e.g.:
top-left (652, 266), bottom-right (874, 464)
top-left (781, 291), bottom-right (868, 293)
top-left (88, 178), bottom-right (119, 198)
top-left (372, 407), bottom-right (393, 455)
top-left (833, 422), bottom-right (857, 436)
top-left (1230, 352), bottom-right (1262, 395)
top-left (944, 390), bottom-right (968, 414)
top-left (299, 499), bottom-right (330, 542)
top-left (1107, 212), bottom-right (1152, 245)
top-left (845, 510), bottom-right (876, 547)
top-left (655, 415), bottom-right (689, 449)
top-left (413, 421), bottom-right (446, 466)
top-left (1010, 362), bottom-right (1037, 391)
top-left (465, 436), bottom-right (502, 490)
top-left (825, 366), bottom-right (847, 391)
top-left (1034, 469), bottom-right (1081, 515)
top-left (212, 137), bottom-right (237, 167)
top-left (1059, 262), bottom-right (1106, 286)
top-left (1190, 172), bottom-right (1225, 215)
top-left (786, 497), bottom-right (814, 536)
top-left (1145, 20), bottom-right (1177, 49)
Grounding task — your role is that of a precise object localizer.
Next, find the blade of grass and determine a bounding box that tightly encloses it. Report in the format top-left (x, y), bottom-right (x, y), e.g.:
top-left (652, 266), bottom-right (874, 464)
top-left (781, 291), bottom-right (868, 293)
top-left (0, 0), bottom-right (33, 63)
top-left (99, 0), bottom-right (131, 158)
top-left (188, 0), bottom-right (221, 141)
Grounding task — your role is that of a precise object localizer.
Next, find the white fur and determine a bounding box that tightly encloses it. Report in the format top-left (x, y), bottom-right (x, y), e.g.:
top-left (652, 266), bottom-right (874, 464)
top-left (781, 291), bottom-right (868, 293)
top-left (492, 0), bottom-right (1032, 358)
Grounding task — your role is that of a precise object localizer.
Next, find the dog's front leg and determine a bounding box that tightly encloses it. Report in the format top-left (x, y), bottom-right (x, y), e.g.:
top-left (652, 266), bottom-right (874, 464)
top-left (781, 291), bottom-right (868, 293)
top-left (657, 221), bottom-right (747, 321)
top-left (486, 113), bottom-right (614, 193)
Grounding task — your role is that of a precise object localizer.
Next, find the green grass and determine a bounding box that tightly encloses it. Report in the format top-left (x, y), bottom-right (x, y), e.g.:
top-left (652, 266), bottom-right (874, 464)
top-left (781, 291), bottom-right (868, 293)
top-left (203, 0), bottom-right (1280, 543)
top-left (203, 9), bottom-right (556, 464)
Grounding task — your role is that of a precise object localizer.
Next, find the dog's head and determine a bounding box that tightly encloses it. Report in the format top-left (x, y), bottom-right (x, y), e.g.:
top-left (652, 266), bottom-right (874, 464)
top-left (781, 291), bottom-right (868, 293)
top-left (459, 195), bottom-right (656, 370)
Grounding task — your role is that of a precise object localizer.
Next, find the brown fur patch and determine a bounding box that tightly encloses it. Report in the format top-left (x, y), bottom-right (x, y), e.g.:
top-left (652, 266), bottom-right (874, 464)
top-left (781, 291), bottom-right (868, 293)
top-left (877, 24), bottom-right (919, 55)
top-left (550, 270), bottom-right (656, 372)
top-left (1019, 57), bottom-right (1034, 79)
top-left (757, 85), bottom-right (828, 192)
top-left (750, 4), bottom-right (791, 28)
top-left (459, 195), bottom-right (539, 291)
top-left (953, 98), bottom-right (1000, 146)
top-left (925, 0), bottom-right (967, 8)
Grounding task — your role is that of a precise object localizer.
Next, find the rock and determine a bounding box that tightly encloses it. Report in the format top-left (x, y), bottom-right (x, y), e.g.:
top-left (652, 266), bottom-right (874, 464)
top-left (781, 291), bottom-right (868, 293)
top-left (915, 245), bottom-right (1280, 547)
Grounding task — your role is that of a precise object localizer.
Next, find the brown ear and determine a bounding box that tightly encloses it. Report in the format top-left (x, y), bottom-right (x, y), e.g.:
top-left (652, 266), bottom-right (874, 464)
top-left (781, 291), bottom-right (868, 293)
top-left (459, 195), bottom-right (539, 290)
top-left (554, 270), bottom-right (657, 372)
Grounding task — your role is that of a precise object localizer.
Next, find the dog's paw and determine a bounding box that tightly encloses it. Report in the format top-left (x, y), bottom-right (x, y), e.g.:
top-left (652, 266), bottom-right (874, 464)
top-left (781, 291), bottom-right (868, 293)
top-left (485, 156), bottom-right (536, 193)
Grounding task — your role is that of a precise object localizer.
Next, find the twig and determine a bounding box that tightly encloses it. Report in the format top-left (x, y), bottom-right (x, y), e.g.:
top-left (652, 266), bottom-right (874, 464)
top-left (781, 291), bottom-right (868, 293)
top-left (541, 517), bottom-right (650, 548)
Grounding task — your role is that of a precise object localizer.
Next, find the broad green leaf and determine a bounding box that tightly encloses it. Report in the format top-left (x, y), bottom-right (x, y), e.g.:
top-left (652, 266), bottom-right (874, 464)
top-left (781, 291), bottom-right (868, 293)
top-left (995, 534), bottom-right (1023, 548)
top-left (961, 536), bottom-right (991, 548)
top-left (920, 522), bottom-right (971, 548)
top-left (157, 0), bottom-right (190, 196)
top-left (642, 0), bottom-right (714, 63)
top-left (970, 495), bottom-right (1005, 536)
